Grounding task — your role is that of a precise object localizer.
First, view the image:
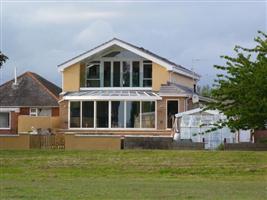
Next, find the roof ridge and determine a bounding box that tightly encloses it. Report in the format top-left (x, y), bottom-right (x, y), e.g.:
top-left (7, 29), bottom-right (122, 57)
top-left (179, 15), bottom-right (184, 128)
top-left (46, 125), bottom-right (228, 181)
top-left (26, 72), bottom-right (59, 101)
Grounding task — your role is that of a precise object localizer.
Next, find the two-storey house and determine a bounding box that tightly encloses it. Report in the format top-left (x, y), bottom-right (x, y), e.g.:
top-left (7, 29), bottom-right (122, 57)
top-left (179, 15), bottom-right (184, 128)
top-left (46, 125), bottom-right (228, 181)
top-left (58, 38), bottom-right (203, 136)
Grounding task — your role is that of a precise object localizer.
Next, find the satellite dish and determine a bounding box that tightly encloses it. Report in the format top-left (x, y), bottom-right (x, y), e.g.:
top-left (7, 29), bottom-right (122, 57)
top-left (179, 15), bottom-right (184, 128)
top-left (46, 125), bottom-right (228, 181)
top-left (192, 94), bottom-right (199, 104)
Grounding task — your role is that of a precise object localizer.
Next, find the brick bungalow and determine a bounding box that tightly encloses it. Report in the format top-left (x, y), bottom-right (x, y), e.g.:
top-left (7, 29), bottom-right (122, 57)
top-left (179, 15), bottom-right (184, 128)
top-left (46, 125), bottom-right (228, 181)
top-left (0, 71), bottom-right (61, 134)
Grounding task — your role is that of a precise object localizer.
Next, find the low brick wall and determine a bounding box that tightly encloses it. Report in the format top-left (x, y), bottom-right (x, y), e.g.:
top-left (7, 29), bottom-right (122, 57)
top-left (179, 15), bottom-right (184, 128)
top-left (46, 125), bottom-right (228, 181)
top-left (254, 130), bottom-right (267, 143)
top-left (124, 136), bottom-right (204, 150)
top-left (65, 134), bottom-right (121, 150)
top-left (224, 143), bottom-right (267, 151)
top-left (0, 134), bottom-right (30, 150)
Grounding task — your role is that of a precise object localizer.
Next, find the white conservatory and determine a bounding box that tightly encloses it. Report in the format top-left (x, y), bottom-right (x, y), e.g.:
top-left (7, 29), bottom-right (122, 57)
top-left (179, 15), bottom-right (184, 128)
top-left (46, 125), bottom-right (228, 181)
top-left (174, 108), bottom-right (237, 149)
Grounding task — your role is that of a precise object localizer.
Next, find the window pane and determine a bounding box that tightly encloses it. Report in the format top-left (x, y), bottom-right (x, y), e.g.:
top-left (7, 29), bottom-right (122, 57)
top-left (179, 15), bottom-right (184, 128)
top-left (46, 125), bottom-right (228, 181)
top-left (111, 101), bottom-right (124, 128)
top-left (113, 61), bottom-right (120, 87)
top-left (70, 102), bottom-right (80, 128)
top-left (143, 64), bottom-right (152, 78)
top-left (82, 101), bottom-right (94, 128)
top-left (96, 101), bottom-right (109, 128)
top-left (87, 80), bottom-right (100, 87)
top-left (142, 102), bottom-right (155, 128)
top-left (0, 112), bottom-right (9, 128)
top-left (143, 80), bottom-right (152, 87)
top-left (126, 101), bottom-right (140, 128)
top-left (143, 63), bottom-right (152, 87)
top-left (122, 61), bottom-right (130, 87)
top-left (87, 64), bottom-right (100, 79)
top-left (104, 62), bottom-right (111, 87)
top-left (167, 100), bottom-right (178, 128)
top-left (132, 61), bottom-right (140, 87)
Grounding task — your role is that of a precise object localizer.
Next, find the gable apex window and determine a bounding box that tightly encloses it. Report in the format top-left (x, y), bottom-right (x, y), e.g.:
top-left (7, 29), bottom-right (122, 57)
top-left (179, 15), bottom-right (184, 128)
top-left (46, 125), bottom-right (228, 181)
top-left (86, 63), bottom-right (100, 87)
top-left (143, 61), bottom-right (152, 87)
top-left (84, 60), bottom-right (152, 88)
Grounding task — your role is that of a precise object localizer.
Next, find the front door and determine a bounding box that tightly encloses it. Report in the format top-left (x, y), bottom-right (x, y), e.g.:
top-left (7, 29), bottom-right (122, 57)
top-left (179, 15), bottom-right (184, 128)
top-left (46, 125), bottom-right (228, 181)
top-left (167, 100), bottom-right (179, 129)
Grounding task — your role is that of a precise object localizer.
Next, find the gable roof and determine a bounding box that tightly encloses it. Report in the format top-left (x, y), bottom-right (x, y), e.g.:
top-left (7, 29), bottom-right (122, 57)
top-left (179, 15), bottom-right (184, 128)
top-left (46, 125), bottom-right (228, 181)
top-left (58, 38), bottom-right (200, 80)
top-left (0, 72), bottom-right (61, 107)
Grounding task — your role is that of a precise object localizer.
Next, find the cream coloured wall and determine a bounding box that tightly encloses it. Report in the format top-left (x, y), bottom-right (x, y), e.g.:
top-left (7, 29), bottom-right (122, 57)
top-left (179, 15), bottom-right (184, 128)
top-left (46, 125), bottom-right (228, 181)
top-left (170, 72), bottom-right (196, 89)
top-left (18, 116), bottom-right (60, 132)
top-left (62, 63), bottom-right (80, 92)
top-left (152, 63), bottom-right (169, 91)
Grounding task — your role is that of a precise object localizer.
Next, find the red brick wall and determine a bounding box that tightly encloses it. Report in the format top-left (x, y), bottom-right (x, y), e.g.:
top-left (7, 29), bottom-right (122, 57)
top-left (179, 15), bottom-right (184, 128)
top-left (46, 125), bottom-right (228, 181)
top-left (0, 111), bottom-right (18, 134)
top-left (20, 107), bottom-right (30, 115)
top-left (254, 130), bottom-right (267, 143)
top-left (52, 107), bottom-right (60, 116)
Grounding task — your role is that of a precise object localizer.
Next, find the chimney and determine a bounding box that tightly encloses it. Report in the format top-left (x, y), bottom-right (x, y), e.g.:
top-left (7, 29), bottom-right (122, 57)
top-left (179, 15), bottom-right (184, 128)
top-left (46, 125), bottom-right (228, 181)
top-left (12, 67), bottom-right (18, 88)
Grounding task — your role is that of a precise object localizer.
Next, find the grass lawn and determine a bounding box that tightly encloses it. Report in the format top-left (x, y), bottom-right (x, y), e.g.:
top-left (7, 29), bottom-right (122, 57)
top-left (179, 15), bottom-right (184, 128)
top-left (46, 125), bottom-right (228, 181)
top-left (0, 150), bottom-right (266, 200)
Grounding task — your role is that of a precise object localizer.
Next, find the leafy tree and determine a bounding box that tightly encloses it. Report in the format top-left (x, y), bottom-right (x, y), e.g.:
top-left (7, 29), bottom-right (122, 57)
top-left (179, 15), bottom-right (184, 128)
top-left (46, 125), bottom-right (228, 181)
top-left (197, 84), bottom-right (213, 97)
top-left (0, 51), bottom-right (8, 69)
top-left (208, 31), bottom-right (267, 131)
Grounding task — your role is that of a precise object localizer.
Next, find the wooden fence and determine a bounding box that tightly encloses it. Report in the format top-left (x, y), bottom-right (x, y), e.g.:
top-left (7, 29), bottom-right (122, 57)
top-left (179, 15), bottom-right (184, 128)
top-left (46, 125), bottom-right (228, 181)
top-left (30, 134), bottom-right (65, 149)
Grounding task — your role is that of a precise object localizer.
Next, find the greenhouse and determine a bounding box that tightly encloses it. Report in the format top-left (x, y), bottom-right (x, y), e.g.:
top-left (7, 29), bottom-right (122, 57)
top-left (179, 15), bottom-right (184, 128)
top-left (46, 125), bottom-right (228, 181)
top-left (174, 108), bottom-right (236, 149)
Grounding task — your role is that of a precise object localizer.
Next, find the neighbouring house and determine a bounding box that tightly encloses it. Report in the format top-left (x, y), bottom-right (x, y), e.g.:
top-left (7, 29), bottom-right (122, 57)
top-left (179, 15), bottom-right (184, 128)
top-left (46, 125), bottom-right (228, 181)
top-left (58, 38), bottom-right (210, 136)
top-left (0, 71), bottom-right (61, 134)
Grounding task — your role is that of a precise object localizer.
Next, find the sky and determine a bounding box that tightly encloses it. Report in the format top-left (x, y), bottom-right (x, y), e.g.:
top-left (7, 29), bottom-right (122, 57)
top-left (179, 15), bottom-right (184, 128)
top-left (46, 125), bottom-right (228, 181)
top-left (0, 0), bottom-right (266, 87)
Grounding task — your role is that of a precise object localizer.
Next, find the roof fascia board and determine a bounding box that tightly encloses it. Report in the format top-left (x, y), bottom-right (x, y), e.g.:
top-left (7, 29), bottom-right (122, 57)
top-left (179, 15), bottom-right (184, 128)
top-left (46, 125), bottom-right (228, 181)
top-left (58, 39), bottom-right (174, 71)
top-left (58, 39), bottom-right (198, 79)
top-left (58, 40), bottom-right (117, 72)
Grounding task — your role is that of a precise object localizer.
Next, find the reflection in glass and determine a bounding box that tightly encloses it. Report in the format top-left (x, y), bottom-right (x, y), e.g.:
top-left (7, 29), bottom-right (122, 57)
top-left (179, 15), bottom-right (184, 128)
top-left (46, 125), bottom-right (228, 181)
top-left (142, 101), bottom-right (155, 128)
top-left (70, 102), bottom-right (80, 128)
top-left (111, 101), bottom-right (125, 128)
top-left (126, 101), bottom-right (140, 128)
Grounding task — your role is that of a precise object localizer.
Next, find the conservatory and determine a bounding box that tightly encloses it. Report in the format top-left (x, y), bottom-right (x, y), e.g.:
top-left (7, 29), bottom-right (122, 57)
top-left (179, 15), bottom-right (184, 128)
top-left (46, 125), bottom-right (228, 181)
top-left (174, 108), bottom-right (236, 149)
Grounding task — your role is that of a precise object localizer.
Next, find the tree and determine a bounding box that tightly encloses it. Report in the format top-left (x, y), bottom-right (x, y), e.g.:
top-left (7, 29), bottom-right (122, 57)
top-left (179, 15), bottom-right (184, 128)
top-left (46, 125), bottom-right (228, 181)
top-left (208, 31), bottom-right (267, 131)
top-left (197, 84), bottom-right (213, 97)
top-left (0, 51), bottom-right (8, 69)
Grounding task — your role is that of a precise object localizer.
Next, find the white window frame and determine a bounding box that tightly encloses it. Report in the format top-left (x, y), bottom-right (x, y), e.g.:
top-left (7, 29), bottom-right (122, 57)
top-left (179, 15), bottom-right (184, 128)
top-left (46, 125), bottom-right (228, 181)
top-left (68, 100), bottom-right (157, 130)
top-left (143, 62), bottom-right (153, 87)
top-left (82, 59), bottom-right (153, 90)
top-left (166, 99), bottom-right (179, 130)
top-left (85, 63), bottom-right (101, 87)
top-left (30, 108), bottom-right (38, 117)
top-left (0, 112), bottom-right (11, 130)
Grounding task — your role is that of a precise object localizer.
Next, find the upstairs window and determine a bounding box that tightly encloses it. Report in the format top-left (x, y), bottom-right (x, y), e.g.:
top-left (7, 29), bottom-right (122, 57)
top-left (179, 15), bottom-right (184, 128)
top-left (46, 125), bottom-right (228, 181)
top-left (86, 64), bottom-right (100, 87)
top-left (143, 61), bottom-right (152, 87)
top-left (113, 61), bottom-right (121, 87)
top-left (104, 62), bottom-right (111, 87)
top-left (132, 61), bottom-right (140, 87)
top-left (122, 61), bottom-right (130, 87)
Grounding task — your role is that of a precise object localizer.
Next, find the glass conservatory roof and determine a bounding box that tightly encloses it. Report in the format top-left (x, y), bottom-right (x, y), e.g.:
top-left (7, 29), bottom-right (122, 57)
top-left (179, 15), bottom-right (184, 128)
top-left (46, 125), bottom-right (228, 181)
top-left (63, 90), bottom-right (162, 101)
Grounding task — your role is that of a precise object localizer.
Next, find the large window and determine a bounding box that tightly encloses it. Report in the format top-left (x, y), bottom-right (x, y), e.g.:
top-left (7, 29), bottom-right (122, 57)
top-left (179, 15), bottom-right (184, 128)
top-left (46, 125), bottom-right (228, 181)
top-left (0, 112), bottom-right (10, 129)
top-left (126, 101), bottom-right (140, 128)
top-left (83, 60), bottom-right (153, 88)
top-left (69, 100), bottom-right (156, 129)
top-left (143, 61), bottom-right (152, 87)
top-left (142, 102), bottom-right (155, 128)
top-left (70, 102), bottom-right (80, 128)
top-left (111, 101), bottom-right (124, 128)
top-left (113, 61), bottom-right (121, 87)
top-left (96, 101), bottom-right (109, 128)
top-left (132, 61), bottom-right (140, 87)
top-left (82, 101), bottom-right (94, 128)
top-left (167, 100), bottom-right (179, 129)
top-left (86, 64), bottom-right (100, 87)
top-left (122, 61), bottom-right (130, 87)
top-left (104, 62), bottom-right (111, 87)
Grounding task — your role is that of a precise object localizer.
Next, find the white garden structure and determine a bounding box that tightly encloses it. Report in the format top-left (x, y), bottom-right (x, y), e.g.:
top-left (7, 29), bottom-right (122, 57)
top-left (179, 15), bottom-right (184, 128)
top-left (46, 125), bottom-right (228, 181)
top-left (174, 108), bottom-right (237, 149)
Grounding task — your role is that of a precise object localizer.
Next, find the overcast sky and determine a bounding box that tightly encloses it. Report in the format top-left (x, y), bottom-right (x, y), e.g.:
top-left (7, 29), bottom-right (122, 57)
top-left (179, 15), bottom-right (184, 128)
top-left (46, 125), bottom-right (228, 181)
top-left (1, 1), bottom-right (266, 86)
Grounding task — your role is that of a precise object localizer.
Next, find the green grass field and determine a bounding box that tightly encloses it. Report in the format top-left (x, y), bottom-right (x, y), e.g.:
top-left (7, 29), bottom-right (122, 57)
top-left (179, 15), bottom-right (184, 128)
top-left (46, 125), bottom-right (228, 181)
top-left (0, 150), bottom-right (266, 200)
